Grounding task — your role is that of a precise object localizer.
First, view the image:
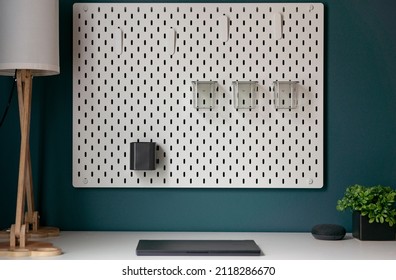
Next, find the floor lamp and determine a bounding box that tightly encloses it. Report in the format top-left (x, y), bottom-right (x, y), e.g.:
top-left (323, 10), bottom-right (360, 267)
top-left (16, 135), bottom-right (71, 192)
top-left (0, 0), bottom-right (61, 257)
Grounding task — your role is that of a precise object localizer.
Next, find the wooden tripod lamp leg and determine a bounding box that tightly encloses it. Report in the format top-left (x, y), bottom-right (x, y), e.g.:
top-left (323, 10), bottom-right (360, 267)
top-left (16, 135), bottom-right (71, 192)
top-left (11, 69), bottom-right (33, 247)
top-left (0, 70), bottom-right (61, 257)
top-left (17, 70), bottom-right (37, 233)
top-left (17, 70), bottom-right (59, 238)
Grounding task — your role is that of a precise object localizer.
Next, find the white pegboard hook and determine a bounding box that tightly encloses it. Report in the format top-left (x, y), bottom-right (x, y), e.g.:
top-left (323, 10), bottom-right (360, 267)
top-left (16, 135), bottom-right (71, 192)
top-left (273, 12), bottom-right (283, 40)
top-left (114, 27), bottom-right (123, 55)
top-left (219, 14), bottom-right (230, 42)
top-left (167, 28), bottom-right (176, 55)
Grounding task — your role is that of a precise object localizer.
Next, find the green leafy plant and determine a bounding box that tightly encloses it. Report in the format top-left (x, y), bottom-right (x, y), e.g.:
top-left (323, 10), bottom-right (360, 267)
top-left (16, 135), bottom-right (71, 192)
top-left (336, 184), bottom-right (396, 227)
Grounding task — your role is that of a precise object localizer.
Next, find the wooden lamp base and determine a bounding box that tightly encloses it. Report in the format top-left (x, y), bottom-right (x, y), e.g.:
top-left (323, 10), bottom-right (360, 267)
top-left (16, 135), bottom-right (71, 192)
top-left (0, 241), bottom-right (61, 257)
top-left (0, 224), bottom-right (61, 257)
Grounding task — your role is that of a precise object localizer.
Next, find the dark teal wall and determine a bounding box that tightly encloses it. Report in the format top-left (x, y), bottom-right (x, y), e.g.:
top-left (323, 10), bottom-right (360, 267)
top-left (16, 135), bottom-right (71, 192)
top-left (1, 0), bottom-right (396, 232)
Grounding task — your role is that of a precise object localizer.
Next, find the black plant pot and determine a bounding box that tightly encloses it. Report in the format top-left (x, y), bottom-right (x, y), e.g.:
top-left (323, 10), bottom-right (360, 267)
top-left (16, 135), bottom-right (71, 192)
top-left (352, 211), bottom-right (396, 240)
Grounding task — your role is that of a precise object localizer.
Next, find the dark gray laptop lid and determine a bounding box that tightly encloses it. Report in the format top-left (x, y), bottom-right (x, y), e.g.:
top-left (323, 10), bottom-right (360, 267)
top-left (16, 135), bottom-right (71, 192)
top-left (136, 240), bottom-right (262, 256)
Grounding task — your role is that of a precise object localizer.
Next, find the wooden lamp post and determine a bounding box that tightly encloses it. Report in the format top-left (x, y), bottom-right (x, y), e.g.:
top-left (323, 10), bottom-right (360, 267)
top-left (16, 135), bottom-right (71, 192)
top-left (0, 0), bottom-right (61, 257)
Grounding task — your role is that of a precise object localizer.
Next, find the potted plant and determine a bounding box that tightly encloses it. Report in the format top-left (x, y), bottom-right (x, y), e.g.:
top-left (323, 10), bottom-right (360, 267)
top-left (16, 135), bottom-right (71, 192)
top-left (336, 184), bottom-right (396, 240)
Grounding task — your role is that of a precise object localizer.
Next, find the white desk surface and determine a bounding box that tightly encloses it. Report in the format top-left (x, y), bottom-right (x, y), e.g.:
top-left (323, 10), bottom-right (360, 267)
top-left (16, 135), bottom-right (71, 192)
top-left (1, 231), bottom-right (396, 260)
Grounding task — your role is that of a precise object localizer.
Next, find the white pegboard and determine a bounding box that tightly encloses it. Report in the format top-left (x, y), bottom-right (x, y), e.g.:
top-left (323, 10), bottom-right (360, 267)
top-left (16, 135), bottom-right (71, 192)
top-left (72, 3), bottom-right (324, 188)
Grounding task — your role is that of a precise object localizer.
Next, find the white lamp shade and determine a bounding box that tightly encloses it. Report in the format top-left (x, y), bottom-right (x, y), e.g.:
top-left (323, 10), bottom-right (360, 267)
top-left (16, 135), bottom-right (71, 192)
top-left (0, 0), bottom-right (59, 76)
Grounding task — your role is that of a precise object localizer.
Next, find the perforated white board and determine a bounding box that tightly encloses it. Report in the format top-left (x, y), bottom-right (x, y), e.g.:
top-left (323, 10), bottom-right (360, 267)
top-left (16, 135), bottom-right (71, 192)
top-left (73, 3), bottom-right (324, 188)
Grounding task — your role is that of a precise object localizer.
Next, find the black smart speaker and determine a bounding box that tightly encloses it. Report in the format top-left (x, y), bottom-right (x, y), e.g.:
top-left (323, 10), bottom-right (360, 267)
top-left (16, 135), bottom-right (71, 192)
top-left (311, 224), bottom-right (346, 240)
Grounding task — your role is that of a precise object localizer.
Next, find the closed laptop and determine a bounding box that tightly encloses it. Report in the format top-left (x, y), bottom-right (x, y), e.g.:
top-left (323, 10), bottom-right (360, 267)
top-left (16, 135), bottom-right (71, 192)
top-left (136, 240), bottom-right (262, 256)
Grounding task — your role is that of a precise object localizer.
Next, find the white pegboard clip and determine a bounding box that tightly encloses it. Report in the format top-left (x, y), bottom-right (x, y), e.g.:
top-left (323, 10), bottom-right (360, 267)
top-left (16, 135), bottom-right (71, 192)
top-left (114, 27), bottom-right (123, 55)
top-left (273, 12), bottom-right (283, 40)
top-left (219, 14), bottom-right (229, 42)
top-left (167, 28), bottom-right (176, 55)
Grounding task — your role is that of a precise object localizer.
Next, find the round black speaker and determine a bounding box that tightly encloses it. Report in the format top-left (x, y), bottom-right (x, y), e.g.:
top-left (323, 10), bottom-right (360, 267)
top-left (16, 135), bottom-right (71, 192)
top-left (311, 224), bottom-right (346, 240)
